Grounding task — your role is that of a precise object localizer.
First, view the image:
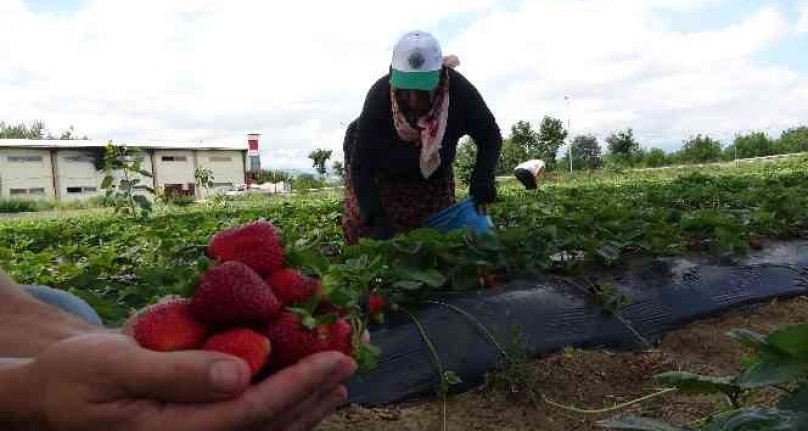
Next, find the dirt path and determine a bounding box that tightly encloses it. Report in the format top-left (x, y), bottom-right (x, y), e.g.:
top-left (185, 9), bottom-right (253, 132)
top-left (321, 297), bottom-right (808, 431)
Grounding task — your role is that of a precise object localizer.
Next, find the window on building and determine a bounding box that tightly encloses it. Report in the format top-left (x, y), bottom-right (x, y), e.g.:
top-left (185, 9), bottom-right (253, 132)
top-left (8, 155), bottom-right (43, 163)
top-left (209, 156), bottom-right (232, 162)
top-left (161, 156), bottom-right (188, 162)
top-left (66, 186), bottom-right (97, 194)
top-left (212, 182), bottom-right (233, 188)
top-left (64, 156), bottom-right (86, 163)
top-left (67, 186), bottom-right (98, 194)
top-left (9, 187), bottom-right (46, 196)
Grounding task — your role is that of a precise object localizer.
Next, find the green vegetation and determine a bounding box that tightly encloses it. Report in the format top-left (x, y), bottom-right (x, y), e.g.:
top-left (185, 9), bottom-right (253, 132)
top-left (601, 324), bottom-right (808, 430)
top-left (1, 157), bottom-right (806, 325)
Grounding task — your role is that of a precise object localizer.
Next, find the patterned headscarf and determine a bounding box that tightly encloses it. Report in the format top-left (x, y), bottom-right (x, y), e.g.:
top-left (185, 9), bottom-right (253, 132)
top-left (391, 56), bottom-right (460, 179)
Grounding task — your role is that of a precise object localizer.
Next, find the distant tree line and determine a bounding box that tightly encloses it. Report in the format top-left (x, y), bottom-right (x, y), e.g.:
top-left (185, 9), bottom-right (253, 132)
top-left (0, 120), bottom-right (87, 140)
top-left (454, 118), bottom-right (808, 183)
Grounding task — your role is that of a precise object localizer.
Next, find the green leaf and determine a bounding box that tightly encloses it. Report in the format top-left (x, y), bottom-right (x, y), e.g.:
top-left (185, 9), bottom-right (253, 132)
top-left (767, 324), bottom-right (808, 358)
top-left (354, 342), bottom-right (381, 373)
top-left (394, 267), bottom-right (446, 288)
top-left (597, 416), bottom-right (690, 430)
top-left (778, 383), bottom-right (808, 413)
top-left (737, 356), bottom-right (808, 388)
top-left (392, 280), bottom-right (423, 291)
top-left (727, 328), bottom-right (772, 352)
top-left (101, 175), bottom-right (113, 189)
top-left (702, 408), bottom-right (808, 431)
top-left (301, 315), bottom-right (317, 330)
top-left (443, 370), bottom-right (462, 386)
top-left (654, 371), bottom-right (740, 395)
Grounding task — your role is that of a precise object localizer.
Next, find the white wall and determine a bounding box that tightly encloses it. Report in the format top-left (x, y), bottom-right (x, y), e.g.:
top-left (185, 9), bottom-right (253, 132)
top-left (0, 148), bottom-right (55, 199)
top-left (152, 150), bottom-right (195, 192)
top-left (53, 149), bottom-right (155, 201)
top-left (196, 150), bottom-right (245, 197)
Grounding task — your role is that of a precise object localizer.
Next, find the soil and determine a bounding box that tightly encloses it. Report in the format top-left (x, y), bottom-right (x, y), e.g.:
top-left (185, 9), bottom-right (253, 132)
top-left (320, 296), bottom-right (808, 431)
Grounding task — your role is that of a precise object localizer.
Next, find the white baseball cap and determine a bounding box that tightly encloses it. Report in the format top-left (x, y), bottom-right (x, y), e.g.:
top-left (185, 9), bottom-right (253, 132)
top-left (390, 31), bottom-right (443, 91)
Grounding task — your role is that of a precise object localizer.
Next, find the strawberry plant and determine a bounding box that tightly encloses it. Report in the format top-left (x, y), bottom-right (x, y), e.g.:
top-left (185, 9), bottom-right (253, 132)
top-left (600, 324), bottom-right (808, 430)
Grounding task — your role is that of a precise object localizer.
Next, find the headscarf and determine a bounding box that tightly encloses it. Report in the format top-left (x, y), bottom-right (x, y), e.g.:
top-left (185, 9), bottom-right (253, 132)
top-left (390, 56), bottom-right (460, 179)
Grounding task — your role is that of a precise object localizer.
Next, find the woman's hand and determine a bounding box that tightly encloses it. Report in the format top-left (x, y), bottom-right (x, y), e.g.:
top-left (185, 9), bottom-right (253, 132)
top-left (15, 333), bottom-right (356, 431)
top-left (475, 203), bottom-right (490, 215)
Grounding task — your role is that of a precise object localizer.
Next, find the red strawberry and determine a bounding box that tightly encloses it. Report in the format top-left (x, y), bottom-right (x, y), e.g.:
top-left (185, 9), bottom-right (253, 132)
top-left (368, 293), bottom-right (386, 315)
top-left (265, 269), bottom-right (320, 305)
top-left (191, 261), bottom-right (281, 325)
top-left (207, 221), bottom-right (285, 276)
top-left (133, 299), bottom-right (208, 352)
top-left (265, 313), bottom-right (329, 368)
top-left (327, 319), bottom-right (354, 357)
top-left (368, 292), bottom-right (386, 324)
top-left (202, 328), bottom-right (270, 376)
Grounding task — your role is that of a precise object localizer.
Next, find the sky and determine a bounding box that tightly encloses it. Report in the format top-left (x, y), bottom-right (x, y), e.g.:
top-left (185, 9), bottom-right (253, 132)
top-left (1, 0), bottom-right (807, 169)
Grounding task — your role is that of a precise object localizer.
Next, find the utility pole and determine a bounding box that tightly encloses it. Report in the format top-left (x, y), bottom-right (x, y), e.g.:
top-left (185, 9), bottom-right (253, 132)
top-left (565, 96), bottom-right (573, 172)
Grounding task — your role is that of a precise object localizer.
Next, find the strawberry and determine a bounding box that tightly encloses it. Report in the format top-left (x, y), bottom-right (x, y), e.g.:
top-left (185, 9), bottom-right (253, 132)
top-left (202, 328), bottom-right (270, 376)
top-left (133, 299), bottom-right (208, 352)
top-left (368, 293), bottom-right (386, 315)
top-left (207, 221), bottom-right (285, 276)
top-left (191, 261), bottom-right (281, 325)
top-left (368, 292), bottom-right (386, 324)
top-left (265, 313), bottom-right (354, 368)
top-left (265, 313), bottom-right (328, 368)
top-left (265, 268), bottom-right (320, 305)
top-left (327, 318), bottom-right (354, 357)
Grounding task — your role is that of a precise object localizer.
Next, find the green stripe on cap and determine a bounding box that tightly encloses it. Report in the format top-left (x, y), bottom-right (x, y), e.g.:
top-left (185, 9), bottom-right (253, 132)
top-left (390, 69), bottom-right (440, 91)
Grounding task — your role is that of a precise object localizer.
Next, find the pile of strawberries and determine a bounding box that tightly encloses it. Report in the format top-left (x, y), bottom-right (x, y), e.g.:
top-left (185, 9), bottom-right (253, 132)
top-left (131, 220), bottom-right (356, 377)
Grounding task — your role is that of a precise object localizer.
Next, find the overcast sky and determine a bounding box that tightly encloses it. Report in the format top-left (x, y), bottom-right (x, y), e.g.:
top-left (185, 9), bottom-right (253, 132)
top-left (2, 0), bottom-right (807, 169)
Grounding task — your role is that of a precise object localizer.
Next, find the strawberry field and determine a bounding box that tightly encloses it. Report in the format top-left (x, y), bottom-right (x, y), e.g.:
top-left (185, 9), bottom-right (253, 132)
top-left (1, 156), bottom-right (807, 325)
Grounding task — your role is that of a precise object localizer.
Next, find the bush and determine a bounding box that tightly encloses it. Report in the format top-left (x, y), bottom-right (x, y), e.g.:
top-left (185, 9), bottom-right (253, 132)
top-left (0, 199), bottom-right (46, 213)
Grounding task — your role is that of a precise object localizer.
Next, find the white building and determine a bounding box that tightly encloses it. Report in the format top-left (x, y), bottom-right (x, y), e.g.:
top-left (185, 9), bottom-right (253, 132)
top-left (0, 139), bottom-right (249, 201)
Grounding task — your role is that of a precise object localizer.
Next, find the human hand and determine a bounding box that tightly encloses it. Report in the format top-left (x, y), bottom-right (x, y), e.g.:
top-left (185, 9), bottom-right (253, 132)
top-left (21, 333), bottom-right (356, 431)
top-left (475, 203), bottom-right (490, 215)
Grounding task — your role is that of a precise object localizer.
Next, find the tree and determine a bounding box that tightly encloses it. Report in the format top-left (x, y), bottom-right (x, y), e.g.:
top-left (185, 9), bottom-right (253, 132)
top-left (643, 148), bottom-right (669, 168)
top-left (331, 160), bottom-right (344, 178)
top-left (775, 126), bottom-right (808, 154)
top-left (510, 121), bottom-right (541, 156)
top-left (498, 138), bottom-right (528, 175)
top-left (308, 149), bottom-right (333, 178)
top-left (606, 128), bottom-right (641, 164)
top-left (0, 121), bottom-right (86, 139)
top-left (569, 135), bottom-right (603, 170)
top-left (254, 169), bottom-right (292, 184)
top-left (537, 116), bottom-right (568, 167)
top-left (678, 135), bottom-right (723, 163)
top-left (453, 137), bottom-right (477, 185)
top-left (194, 167), bottom-right (215, 195)
top-left (725, 132), bottom-right (774, 159)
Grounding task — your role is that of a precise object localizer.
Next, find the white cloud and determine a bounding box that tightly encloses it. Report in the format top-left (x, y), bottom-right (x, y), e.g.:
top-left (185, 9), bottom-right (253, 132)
top-left (797, 2), bottom-right (808, 33)
top-left (0, 0), bottom-right (806, 168)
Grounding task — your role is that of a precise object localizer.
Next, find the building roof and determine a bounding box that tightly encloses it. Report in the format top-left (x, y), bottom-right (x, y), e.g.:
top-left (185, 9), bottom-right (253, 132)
top-left (0, 139), bottom-right (248, 151)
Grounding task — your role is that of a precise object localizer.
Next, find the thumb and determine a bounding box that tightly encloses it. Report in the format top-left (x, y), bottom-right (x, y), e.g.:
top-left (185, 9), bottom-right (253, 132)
top-left (114, 342), bottom-right (253, 403)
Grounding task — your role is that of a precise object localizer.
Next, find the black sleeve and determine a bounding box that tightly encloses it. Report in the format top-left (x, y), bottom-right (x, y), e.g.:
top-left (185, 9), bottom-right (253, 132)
top-left (342, 119), bottom-right (359, 166)
top-left (351, 78), bottom-right (390, 226)
top-left (456, 71), bottom-right (502, 204)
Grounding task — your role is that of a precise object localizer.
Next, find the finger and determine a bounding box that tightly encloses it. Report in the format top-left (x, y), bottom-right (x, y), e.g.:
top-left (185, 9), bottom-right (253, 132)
top-left (281, 386), bottom-right (348, 431)
top-left (191, 352), bottom-right (356, 430)
top-left (270, 384), bottom-right (347, 430)
top-left (113, 342), bottom-right (252, 403)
